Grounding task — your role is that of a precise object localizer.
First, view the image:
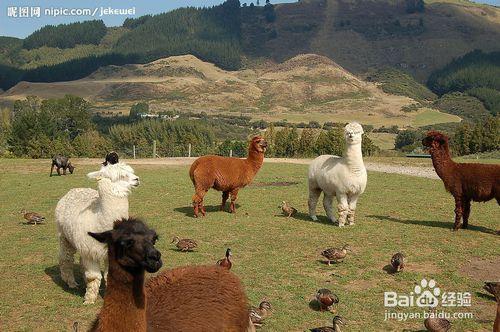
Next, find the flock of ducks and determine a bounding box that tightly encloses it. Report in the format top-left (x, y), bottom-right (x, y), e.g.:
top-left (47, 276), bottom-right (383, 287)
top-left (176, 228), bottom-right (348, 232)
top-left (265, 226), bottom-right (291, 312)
top-left (20, 199), bottom-right (497, 330)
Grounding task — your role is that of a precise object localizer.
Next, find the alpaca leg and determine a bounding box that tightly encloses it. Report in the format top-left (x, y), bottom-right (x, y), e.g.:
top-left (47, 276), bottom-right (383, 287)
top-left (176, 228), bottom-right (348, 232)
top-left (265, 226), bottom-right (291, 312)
top-left (58, 236), bottom-right (78, 288)
top-left (50, 164), bottom-right (55, 177)
top-left (192, 188), bottom-right (207, 218)
top-left (56, 167), bottom-right (61, 176)
top-left (347, 194), bottom-right (360, 226)
top-left (462, 199), bottom-right (471, 229)
top-left (308, 187), bottom-right (321, 221)
top-left (323, 193), bottom-right (337, 223)
top-left (63, 167), bottom-right (67, 175)
top-left (336, 194), bottom-right (349, 227)
top-left (81, 257), bottom-right (102, 304)
top-left (221, 191), bottom-right (229, 211)
top-left (453, 197), bottom-right (463, 230)
top-left (229, 189), bottom-right (239, 213)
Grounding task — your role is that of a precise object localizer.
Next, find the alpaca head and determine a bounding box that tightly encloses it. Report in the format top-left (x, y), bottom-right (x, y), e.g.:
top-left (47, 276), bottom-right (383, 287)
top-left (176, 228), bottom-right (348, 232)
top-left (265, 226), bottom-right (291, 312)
top-left (422, 131), bottom-right (448, 151)
top-left (87, 162), bottom-right (140, 188)
top-left (250, 136), bottom-right (268, 153)
top-left (88, 218), bottom-right (162, 274)
top-left (67, 162), bottom-right (75, 174)
top-left (344, 122), bottom-right (364, 145)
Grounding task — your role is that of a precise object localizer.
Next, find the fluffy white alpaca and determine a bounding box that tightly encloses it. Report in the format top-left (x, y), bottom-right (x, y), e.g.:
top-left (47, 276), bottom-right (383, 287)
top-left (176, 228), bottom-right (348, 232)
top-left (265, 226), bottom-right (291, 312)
top-left (55, 162), bottom-right (139, 304)
top-left (308, 122), bottom-right (367, 227)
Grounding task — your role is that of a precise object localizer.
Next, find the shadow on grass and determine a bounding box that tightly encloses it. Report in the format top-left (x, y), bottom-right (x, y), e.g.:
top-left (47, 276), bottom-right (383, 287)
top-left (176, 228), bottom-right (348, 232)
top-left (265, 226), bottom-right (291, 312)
top-left (173, 204), bottom-right (241, 218)
top-left (367, 215), bottom-right (497, 235)
top-left (308, 299), bottom-right (321, 311)
top-left (44, 264), bottom-right (84, 297)
top-left (383, 264), bottom-right (398, 275)
top-left (291, 211), bottom-right (334, 226)
top-left (45, 265), bottom-right (106, 299)
top-left (475, 291), bottom-right (496, 302)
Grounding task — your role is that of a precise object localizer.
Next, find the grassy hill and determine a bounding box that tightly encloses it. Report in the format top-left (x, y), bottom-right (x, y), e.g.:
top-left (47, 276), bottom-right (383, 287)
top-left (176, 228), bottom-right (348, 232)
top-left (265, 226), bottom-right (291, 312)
top-left (0, 53), bottom-right (461, 128)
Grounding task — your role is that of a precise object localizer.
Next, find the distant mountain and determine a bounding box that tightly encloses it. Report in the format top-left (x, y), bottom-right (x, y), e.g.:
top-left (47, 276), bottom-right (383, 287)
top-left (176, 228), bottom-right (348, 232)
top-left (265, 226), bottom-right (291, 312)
top-left (0, 53), bottom-right (461, 128)
top-left (0, 0), bottom-right (498, 90)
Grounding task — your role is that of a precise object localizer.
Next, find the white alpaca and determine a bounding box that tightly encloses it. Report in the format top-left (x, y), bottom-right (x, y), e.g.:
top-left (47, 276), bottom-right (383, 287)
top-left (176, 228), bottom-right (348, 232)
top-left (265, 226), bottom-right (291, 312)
top-left (308, 122), bottom-right (367, 227)
top-left (55, 162), bottom-right (139, 304)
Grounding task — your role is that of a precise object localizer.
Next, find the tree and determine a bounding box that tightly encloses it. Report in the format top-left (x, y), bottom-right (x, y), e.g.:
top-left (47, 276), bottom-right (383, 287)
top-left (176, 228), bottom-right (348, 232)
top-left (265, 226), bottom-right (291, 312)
top-left (297, 128), bottom-right (316, 157)
top-left (394, 129), bottom-right (422, 151)
top-left (314, 128), bottom-right (345, 155)
top-left (129, 102), bottom-right (149, 119)
top-left (274, 127), bottom-right (299, 157)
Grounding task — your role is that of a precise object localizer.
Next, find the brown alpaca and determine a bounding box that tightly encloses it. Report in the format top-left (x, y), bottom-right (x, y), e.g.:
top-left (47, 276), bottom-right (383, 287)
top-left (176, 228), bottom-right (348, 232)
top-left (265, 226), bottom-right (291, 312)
top-left (89, 218), bottom-right (252, 332)
top-left (189, 136), bottom-right (268, 217)
top-left (495, 302), bottom-right (500, 332)
top-left (422, 131), bottom-right (500, 230)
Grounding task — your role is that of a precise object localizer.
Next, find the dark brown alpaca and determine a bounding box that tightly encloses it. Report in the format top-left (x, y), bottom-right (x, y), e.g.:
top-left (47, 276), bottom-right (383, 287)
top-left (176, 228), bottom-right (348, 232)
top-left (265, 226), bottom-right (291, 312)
top-left (189, 136), bottom-right (268, 217)
top-left (89, 218), bottom-right (252, 332)
top-left (422, 131), bottom-right (500, 230)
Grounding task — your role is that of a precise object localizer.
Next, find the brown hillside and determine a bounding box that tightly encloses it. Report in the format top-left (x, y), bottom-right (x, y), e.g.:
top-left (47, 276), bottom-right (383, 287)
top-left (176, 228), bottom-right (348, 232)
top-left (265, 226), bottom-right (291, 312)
top-left (0, 53), bottom-right (461, 127)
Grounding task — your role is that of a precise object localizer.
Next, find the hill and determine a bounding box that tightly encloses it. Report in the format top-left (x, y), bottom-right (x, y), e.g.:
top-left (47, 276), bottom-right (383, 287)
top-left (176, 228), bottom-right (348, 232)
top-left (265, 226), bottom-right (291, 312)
top-left (0, 53), bottom-right (461, 128)
top-left (0, 0), bottom-right (499, 91)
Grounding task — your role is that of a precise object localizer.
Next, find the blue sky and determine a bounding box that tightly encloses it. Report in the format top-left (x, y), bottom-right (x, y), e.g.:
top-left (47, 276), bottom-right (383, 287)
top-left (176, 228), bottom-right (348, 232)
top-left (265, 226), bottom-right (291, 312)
top-left (0, 0), bottom-right (498, 38)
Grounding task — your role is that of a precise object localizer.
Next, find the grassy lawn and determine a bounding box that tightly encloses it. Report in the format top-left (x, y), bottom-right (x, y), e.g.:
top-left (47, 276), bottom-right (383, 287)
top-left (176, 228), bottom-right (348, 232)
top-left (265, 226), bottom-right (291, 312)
top-left (0, 159), bottom-right (498, 331)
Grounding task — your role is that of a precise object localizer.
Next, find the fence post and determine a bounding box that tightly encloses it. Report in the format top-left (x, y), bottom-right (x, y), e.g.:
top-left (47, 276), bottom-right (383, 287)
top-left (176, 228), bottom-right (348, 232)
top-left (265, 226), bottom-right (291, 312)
top-left (188, 143), bottom-right (191, 158)
top-left (230, 149), bottom-right (233, 157)
top-left (133, 145), bottom-right (136, 159)
top-left (152, 140), bottom-right (156, 158)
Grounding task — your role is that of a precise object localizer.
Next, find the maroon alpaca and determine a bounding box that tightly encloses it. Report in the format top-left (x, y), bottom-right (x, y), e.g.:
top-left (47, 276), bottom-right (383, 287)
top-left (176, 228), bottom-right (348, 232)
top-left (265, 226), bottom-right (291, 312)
top-left (422, 131), bottom-right (500, 230)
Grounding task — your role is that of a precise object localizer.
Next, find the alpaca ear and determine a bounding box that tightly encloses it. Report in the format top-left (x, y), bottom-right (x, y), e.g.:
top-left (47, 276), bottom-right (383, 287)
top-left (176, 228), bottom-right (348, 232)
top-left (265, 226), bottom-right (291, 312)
top-left (88, 230), bottom-right (112, 243)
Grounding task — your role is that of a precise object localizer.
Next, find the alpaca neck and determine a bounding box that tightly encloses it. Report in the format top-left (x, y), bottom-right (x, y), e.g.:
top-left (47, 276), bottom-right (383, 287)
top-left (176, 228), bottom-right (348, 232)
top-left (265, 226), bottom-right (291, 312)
top-left (344, 143), bottom-right (364, 174)
top-left (246, 149), bottom-right (264, 174)
top-left (430, 144), bottom-right (455, 182)
top-left (97, 260), bottom-right (146, 332)
top-left (98, 182), bottom-right (130, 221)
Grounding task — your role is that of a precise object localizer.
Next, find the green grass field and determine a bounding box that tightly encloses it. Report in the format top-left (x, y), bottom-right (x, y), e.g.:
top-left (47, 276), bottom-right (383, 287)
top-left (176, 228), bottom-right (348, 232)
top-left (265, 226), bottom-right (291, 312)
top-left (0, 159), bottom-right (498, 331)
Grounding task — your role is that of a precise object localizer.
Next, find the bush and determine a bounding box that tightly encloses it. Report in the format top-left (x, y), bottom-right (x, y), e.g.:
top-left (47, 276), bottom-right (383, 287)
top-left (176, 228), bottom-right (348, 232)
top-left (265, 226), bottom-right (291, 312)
top-left (394, 129), bottom-right (423, 152)
top-left (433, 92), bottom-right (490, 122)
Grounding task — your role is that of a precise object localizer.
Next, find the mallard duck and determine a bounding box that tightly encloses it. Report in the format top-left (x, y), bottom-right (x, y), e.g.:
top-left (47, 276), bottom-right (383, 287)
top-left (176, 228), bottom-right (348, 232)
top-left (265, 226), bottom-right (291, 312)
top-left (484, 281), bottom-right (500, 301)
top-left (321, 245), bottom-right (350, 265)
top-left (216, 248), bottom-right (232, 270)
top-left (21, 209), bottom-right (45, 225)
top-left (316, 288), bottom-right (339, 312)
top-left (391, 252), bottom-right (405, 272)
top-left (424, 316), bottom-right (451, 332)
top-left (279, 201), bottom-right (297, 218)
top-left (310, 316), bottom-right (345, 332)
top-left (171, 236), bottom-right (197, 251)
top-left (249, 300), bottom-right (272, 327)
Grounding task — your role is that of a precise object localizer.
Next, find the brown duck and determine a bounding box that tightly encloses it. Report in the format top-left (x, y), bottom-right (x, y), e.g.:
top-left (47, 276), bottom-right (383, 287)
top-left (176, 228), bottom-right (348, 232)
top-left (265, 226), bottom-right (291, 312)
top-left (321, 245), bottom-right (350, 265)
top-left (424, 312), bottom-right (451, 332)
top-left (171, 236), bottom-right (197, 251)
top-left (216, 248), bottom-right (232, 270)
top-left (249, 300), bottom-right (272, 328)
top-left (279, 201), bottom-right (297, 218)
top-left (316, 288), bottom-right (339, 312)
top-left (391, 252), bottom-right (405, 272)
top-left (21, 209), bottom-right (45, 225)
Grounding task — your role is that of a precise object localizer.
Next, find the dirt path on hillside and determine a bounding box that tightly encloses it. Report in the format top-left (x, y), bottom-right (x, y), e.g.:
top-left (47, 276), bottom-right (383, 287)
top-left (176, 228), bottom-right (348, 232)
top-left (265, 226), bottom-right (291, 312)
top-left (71, 157), bottom-right (439, 179)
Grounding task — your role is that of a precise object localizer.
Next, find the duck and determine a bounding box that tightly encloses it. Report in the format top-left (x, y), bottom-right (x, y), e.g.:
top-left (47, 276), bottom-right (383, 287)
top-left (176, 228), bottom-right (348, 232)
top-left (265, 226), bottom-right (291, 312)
top-left (171, 236), bottom-right (197, 251)
top-left (484, 281), bottom-right (500, 300)
top-left (279, 201), bottom-right (297, 218)
top-left (249, 300), bottom-right (272, 327)
top-left (21, 209), bottom-right (45, 225)
top-left (321, 245), bottom-right (350, 265)
top-left (310, 316), bottom-right (345, 332)
top-left (424, 308), bottom-right (451, 332)
top-left (391, 252), bottom-right (405, 272)
top-left (216, 248), bottom-right (232, 270)
top-left (315, 288), bottom-right (339, 312)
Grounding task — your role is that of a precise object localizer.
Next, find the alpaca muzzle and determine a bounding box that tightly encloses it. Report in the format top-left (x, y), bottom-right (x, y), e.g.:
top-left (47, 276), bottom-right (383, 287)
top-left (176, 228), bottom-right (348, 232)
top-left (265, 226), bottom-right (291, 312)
top-left (143, 248), bottom-right (162, 273)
